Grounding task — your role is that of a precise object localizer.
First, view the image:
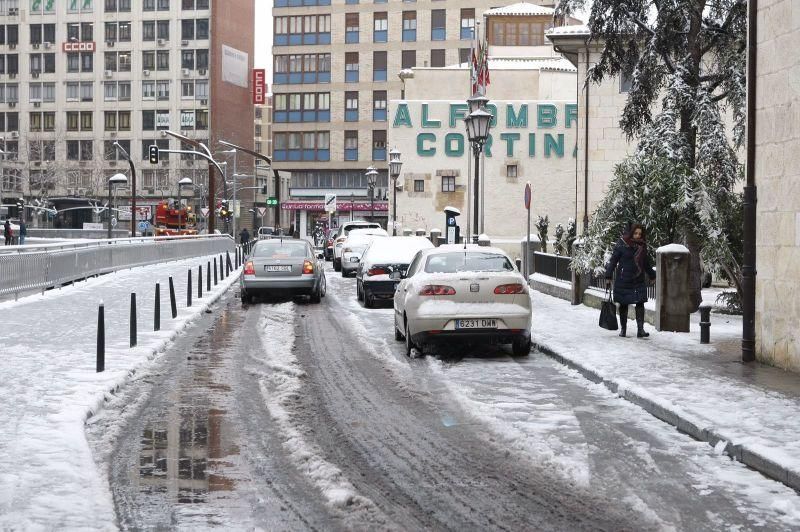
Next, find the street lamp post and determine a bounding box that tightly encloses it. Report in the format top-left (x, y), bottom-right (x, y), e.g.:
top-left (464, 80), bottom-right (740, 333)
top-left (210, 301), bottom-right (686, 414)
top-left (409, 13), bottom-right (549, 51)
top-left (113, 141), bottom-right (137, 236)
top-left (107, 173), bottom-right (128, 239)
top-left (162, 131), bottom-right (219, 234)
top-left (177, 177), bottom-right (193, 234)
top-left (388, 148), bottom-right (403, 236)
top-left (365, 166), bottom-right (378, 224)
top-left (464, 97), bottom-right (492, 243)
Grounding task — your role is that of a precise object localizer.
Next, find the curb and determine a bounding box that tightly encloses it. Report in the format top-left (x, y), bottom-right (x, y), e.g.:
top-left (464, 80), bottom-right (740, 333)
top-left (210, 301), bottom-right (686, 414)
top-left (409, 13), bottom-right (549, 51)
top-left (533, 340), bottom-right (800, 493)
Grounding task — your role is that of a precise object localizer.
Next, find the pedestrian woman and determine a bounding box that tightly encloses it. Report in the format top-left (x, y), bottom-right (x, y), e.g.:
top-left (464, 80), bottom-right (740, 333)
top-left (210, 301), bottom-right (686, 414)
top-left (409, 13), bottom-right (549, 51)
top-left (3, 219), bottom-right (11, 246)
top-left (605, 223), bottom-right (656, 338)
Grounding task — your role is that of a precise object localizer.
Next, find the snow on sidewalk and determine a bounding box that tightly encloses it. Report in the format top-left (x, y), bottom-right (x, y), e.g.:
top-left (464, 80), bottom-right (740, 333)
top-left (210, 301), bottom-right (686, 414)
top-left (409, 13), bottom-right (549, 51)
top-left (531, 290), bottom-right (800, 489)
top-left (0, 255), bottom-right (238, 530)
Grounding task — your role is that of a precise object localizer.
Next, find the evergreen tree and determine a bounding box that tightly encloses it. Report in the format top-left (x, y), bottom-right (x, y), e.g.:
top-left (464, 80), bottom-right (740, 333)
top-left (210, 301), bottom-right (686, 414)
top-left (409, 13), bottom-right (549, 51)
top-left (556, 0), bottom-right (746, 310)
top-left (536, 215), bottom-right (550, 253)
top-left (553, 223), bottom-right (566, 255)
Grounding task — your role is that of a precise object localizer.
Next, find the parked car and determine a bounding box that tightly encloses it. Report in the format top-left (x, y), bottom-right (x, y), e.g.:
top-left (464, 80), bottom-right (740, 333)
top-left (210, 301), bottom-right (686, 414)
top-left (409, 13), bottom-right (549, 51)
top-left (356, 236), bottom-right (434, 308)
top-left (393, 245), bottom-right (532, 357)
top-left (332, 221), bottom-right (382, 271)
top-left (340, 228), bottom-right (389, 277)
top-left (240, 238), bottom-right (326, 304)
top-left (257, 226), bottom-right (276, 239)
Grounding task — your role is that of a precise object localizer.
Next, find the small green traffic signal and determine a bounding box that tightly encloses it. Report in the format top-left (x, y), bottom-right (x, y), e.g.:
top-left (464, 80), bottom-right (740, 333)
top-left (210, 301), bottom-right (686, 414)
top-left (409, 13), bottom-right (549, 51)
top-left (148, 144), bottom-right (159, 164)
top-left (266, 197), bottom-right (278, 206)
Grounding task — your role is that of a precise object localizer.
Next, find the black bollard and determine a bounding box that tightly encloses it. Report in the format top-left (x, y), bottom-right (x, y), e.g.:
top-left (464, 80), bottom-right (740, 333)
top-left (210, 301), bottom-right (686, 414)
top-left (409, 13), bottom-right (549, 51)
top-left (154, 283), bottom-right (161, 331)
top-left (130, 293), bottom-right (137, 348)
top-left (213, 257), bottom-right (218, 285)
top-left (168, 276), bottom-right (177, 318)
top-left (236, 247), bottom-right (240, 269)
top-left (226, 251), bottom-right (231, 276)
top-left (699, 303), bottom-right (711, 344)
top-left (207, 260), bottom-right (211, 292)
top-left (187, 269), bottom-right (192, 307)
top-left (198, 264), bottom-right (203, 298)
top-left (219, 254), bottom-right (224, 279)
top-left (97, 302), bottom-right (105, 373)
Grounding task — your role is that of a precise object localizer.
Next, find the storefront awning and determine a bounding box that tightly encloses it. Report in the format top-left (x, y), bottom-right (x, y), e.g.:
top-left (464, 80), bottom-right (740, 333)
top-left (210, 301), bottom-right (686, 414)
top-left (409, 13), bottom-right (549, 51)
top-left (282, 201), bottom-right (388, 212)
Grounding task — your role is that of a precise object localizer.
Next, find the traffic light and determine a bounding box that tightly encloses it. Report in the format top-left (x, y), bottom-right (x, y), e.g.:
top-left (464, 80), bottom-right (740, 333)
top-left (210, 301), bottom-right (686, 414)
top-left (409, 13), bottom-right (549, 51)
top-left (148, 144), bottom-right (159, 164)
top-left (219, 200), bottom-right (230, 219)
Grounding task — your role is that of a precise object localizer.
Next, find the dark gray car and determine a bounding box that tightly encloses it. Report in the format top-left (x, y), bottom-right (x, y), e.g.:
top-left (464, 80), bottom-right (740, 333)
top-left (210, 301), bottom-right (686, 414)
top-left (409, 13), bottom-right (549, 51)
top-left (241, 238), bottom-right (326, 304)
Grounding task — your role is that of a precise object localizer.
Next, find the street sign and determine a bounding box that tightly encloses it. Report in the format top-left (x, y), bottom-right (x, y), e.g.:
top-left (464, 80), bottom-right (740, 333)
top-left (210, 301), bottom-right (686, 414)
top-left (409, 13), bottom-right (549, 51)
top-left (257, 206), bottom-right (267, 217)
top-left (137, 220), bottom-right (150, 232)
top-left (200, 207), bottom-right (210, 217)
top-left (524, 182), bottom-right (532, 211)
top-left (266, 197), bottom-right (278, 206)
top-left (324, 193), bottom-right (336, 213)
top-left (111, 216), bottom-right (118, 228)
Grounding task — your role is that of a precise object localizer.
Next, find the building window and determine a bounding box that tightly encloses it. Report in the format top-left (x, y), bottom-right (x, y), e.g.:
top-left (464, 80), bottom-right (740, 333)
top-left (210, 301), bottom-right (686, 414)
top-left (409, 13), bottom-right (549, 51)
top-left (67, 140), bottom-right (93, 161)
top-left (431, 49), bottom-right (445, 68)
top-left (157, 50), bottom-right (169, 70)
top-left (431, 9), bottom-right (446, 41)
top-left (490, 20), bottom-right (548, 46)
top-left (373, 50), bottom-right (387, 81)
top-left (105, 0), bottom-right (132, 12)
top-left (402, 11), bottom-right (416, 42)
top-left (345, 13), bottom-right (359, 44)
top-left (460, 9), bottom-right (475, 40)
top-left (157, 20), bottom-right (170, 40)
top-left (401, 50), bottom-right (416, 70)
top-left (373, 90), bottom-right (387, 121)
top-left (441, 176), bottom-right (455, 192)
top-left (143, 21), bottom-right (155, 41)
top-left (345, 91), bottom-right (358, 122)
top-left (620, 71), bottom-right (633, 93)
top-left (413, 179), bottom-right (424, 192)
top-left (372, 130), bottom-right (386, 161)
top-left (344, 130), bottom-right (358, 161)
top-left (459, 48), bottom-right (470, 64)
top-left (345, 52), bottom-right (358, 83)
top-left (506, 164), bottom-right (518, 178)
top-left (373, 12), bottom-right (387, 43)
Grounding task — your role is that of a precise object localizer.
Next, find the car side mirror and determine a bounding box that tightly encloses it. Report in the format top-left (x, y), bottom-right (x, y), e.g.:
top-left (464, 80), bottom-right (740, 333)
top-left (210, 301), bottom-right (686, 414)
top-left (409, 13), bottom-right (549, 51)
top-left (317, 253), bottom-right (324, 259)
top-left (389, 270), bottom-right (403, 280)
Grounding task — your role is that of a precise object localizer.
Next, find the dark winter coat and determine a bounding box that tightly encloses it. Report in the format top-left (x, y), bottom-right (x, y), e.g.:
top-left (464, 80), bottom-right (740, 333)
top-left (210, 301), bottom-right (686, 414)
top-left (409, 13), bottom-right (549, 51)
top-left (605, 238), bottom-right (656, 305)
top-left (239, 229), bottom-right (250, 244)
top-left (19, 222), bottom-right (26, 236)
top-left (3, 221), bottom-right (10, 238)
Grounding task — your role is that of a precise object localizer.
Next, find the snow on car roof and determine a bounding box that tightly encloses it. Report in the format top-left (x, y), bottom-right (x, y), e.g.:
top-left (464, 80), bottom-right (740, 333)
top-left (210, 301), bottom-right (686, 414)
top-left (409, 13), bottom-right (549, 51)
top-left (363, 236), bottom-right (434, 264)
top-left (427, 244), bottom-right (512, 257)
top-left (348, 227), bottom-right (388, 237)
top-left (344, 231), bottom-right (387, 246)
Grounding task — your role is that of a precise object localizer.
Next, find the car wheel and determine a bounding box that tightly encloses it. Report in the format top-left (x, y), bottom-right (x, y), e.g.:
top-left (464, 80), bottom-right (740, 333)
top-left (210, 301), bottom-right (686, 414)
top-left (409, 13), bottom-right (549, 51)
top-left (356, 281), bottom-right (363, 301)
top-left (404, 320), bottom-right (415, 357)
top-left (363, 289), bottom-right (373, 308)
top-left (512, 336), bottom-right (532, 357)
top-left (320, 275), bottom-right (327, 297)
top-left (241, 291), bottom-right (248, 306)
top-left (310, 287), bottom-right (321, 303)
top-left (333, 259), bottom-right (341, 272)
top-left (341, 268), bottom-right (348, 278)
top-left (394, 321), bottom-right (403, 341)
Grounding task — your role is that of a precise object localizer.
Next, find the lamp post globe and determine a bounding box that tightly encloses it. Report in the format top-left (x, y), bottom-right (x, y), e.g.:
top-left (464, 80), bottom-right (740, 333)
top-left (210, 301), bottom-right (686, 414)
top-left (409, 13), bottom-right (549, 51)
top-left (107, 173), bottom-right (128, 239)
top-left (467, 94), bottom-right (489, 114)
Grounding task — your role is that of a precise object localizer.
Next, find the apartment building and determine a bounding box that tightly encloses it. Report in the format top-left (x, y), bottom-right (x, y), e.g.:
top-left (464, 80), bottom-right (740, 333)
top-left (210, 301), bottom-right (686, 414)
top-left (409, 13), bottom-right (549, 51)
top-left (272, 0), bottom-right (504, 238)
top-left (0, 0), bottom-right (254, 230)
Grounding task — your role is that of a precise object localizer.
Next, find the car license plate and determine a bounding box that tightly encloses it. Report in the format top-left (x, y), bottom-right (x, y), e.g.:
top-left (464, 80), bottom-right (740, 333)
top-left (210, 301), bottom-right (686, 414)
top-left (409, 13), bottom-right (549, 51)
top-left (455, 318), bottom-right (497, 329)
top-left (265, 265), bottom-right (291, 272)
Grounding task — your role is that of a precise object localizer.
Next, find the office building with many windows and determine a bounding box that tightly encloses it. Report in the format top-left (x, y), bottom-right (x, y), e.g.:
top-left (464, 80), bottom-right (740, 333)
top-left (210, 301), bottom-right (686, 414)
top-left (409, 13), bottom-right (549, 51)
top-left (0, 0), bottom-right (254, 230)
top-left (272, 0), bottom-right (506, 238)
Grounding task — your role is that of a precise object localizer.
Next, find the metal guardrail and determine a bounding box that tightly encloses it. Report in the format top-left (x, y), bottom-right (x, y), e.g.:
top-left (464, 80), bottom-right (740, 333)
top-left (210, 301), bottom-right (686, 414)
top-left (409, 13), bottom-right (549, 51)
top-left (0, 234), bottom-right (235, 298)
top-left (589, 270), bottom-right (656, 300)
top-left (533, 252), bottom-right (573, 283)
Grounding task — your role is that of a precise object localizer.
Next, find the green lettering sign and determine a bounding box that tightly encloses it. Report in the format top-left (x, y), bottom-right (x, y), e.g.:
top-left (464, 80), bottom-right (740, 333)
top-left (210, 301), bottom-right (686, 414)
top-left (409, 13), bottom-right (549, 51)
top-left (393, 103), bottom-right (412, 128)
top-left (537, 104), bottom-right (557, 128)
top-left (45, 0), bottom-right (54, 11)
top-left (565, 103), bottom-right (578, 129)
top-left (444, 133), bottom-right (464, 157)
top-left (484, 134), bottom-right (493, 157)
top-left (449, 104), bottom-right (469, 127)
top-left (500, 133), bottom-right (520, 157)
top-left (486, 104), bottom-right (498, 127)
top-left (506, 104), bottom-right (528, 128)
top-left (421, 104), bottom-right (441, 128)
top-left (544, 133), bottom-right (564, 157)
top-left (417, 133), bottom-right (436, 156)
top-left (528, 133), bottom-right (536, 157)
top-left (31, 0), bottom-right (41, 10)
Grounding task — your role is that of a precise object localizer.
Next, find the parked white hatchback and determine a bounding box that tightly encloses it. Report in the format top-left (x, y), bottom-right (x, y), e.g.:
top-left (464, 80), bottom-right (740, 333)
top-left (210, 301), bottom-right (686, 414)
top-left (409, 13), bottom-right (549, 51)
top-left (340, 228), bottom-right (389, 277)
top-left (393, 245), bottom-right (532, 357)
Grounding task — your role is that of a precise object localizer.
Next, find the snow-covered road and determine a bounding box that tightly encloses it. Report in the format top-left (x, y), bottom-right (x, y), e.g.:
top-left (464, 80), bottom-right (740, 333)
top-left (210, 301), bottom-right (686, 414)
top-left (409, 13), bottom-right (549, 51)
top-left (93, 264), bottom-right (800, 530)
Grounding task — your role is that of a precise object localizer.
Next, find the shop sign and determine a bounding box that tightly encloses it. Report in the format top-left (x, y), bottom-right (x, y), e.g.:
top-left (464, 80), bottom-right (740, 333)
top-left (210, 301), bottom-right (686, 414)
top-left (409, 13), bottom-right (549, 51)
top-left (63, 41), bottom-right (96, 53)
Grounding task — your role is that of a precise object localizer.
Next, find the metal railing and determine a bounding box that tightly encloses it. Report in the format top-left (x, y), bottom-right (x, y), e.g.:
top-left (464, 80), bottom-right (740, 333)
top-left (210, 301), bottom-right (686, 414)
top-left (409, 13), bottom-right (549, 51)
top-left (588, 270), bottom-right (656, 300)
top-left (533, 252), bottom-right (572, 283)
top-left (0, 234), bottom-right (235, 298)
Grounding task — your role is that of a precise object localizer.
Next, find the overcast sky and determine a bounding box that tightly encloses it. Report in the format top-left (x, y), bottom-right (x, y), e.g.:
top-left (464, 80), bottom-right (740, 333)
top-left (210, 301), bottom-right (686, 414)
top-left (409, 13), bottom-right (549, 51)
top-left (254, 2), bottom-right (271, 70)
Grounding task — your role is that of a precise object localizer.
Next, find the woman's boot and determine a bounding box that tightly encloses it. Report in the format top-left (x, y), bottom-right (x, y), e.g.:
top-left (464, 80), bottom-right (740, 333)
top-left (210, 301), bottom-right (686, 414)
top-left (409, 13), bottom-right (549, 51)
top-left (618, 304), bottom-right (628, 337)
top-left (636, 304), bottom-right (649, 338)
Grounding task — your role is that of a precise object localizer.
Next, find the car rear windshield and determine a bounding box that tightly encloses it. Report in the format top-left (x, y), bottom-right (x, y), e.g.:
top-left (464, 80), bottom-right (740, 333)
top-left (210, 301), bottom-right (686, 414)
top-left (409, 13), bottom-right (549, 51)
top-left (258, 227), bottom-right (274, 235)
top-left (253, 241), bottom-right (308, 258)
top-left (344, 224), bottom-right (380, 236)
top-left (424, 252), bottom-right (514, 273)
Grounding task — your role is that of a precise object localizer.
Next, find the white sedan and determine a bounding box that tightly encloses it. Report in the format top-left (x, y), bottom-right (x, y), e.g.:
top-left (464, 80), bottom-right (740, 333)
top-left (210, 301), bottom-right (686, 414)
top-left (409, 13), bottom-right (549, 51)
top-left (393, 245), bottom-right (532, 357)
top-left (340, 228), bottom-right (388, 277)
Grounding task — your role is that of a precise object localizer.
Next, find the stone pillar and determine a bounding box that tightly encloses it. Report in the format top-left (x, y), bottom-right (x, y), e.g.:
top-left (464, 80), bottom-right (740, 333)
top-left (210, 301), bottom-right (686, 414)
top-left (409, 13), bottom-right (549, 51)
top-left (402, 228), bottom-right (413, 236)
top-left (415, 228), bottom-right (426, 237)
top-left (477, 234), bottom-right (490, 247)
top-left (655, 244), bottom-right (691, 332)
top-left (429, 228), bottom-right (442, 246)
top-left (520, 234), bottom-right (541, 275)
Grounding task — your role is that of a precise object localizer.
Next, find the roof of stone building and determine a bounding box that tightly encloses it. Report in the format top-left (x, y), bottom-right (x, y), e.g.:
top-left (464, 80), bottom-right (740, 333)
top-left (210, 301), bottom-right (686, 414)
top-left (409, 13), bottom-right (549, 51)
top-left (483, 2), bottom-right (555, 17)
top-left (448, 56), bottom-right (576, 73)
top-left (546, 24), bottom-right (591, 37)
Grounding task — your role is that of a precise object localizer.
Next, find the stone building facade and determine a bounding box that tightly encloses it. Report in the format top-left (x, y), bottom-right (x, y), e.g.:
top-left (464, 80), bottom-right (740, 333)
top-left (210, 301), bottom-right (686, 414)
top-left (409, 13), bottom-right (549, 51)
top-left (754, 0), bottom-right (800, 370)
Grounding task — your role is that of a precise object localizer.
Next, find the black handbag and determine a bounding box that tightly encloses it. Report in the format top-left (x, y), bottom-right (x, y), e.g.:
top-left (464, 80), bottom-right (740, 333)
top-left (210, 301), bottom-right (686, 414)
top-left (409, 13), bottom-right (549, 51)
top-left (599, 289), bottom-right (619, 331)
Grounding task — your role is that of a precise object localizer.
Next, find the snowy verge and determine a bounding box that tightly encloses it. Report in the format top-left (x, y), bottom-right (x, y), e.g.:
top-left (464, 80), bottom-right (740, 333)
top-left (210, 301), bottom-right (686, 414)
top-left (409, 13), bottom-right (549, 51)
top-left (251, 302), bottom-right (376, 510)
top-left (530, 290), bottom-right (800, 493)
top-left (0, 255), bottom-right (239, 531)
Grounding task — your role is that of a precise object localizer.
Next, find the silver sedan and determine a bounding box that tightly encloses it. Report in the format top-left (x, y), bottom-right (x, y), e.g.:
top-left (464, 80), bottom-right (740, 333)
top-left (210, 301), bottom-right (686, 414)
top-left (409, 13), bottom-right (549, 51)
top-left (241, 238), bottom-right (326, 304)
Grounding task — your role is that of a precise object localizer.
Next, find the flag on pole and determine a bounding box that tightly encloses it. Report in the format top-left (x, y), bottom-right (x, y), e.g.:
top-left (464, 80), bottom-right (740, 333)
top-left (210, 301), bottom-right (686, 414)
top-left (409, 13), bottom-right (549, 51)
top-left (470, 49), bottom-right (479, 95)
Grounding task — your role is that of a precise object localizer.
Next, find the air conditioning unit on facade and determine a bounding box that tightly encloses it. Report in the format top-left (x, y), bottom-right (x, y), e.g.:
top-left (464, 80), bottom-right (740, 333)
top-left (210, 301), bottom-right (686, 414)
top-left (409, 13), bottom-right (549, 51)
top-left (8, 101), bottom-right (16, 108)
top-left (10, 131), bottom-right (19, 138)
top-left (198, 69), bottom-right (206, 76)
top-left (157, 38), bottom-right (166, 46)
top-left (106, 40), bottom-right (115, 47)
top-left (143, 69), bottom-right (151, 77)
top-left (8, 73), bottom-right (15, 78)
top-left (199, 99), bottom-right (207, 106)
top-left (181, 68), bottom-right (190, 77)
top-left (32, 100), bottom-right (41, 107)
top-left (8, 7), bottom-right (18, 15)
top-left (44, 42), bottom-right (52, 49)
top-left (181, 40), bottom-right (189, 46)
top-left (104, 70), bottom-right (112, 78)
top-left (32, 43), bottom-right (40, 49)
top-left (31, 71), bottom-right (39, 78)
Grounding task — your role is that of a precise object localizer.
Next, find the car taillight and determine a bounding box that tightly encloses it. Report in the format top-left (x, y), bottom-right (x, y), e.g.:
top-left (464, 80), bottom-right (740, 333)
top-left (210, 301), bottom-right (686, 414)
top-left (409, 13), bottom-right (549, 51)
top-left (419, 285), bottom-right (456, 296)
top-left (367, 267), bottom-right (386, 276)
top-left (344, 247), bottom-right (352, 253)
top-left (244, 261), bottom-right (255, 275)
top-left (494, 283), bottom-right (525, 294)
top-left (303, 260), bottom-right (314, 274)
